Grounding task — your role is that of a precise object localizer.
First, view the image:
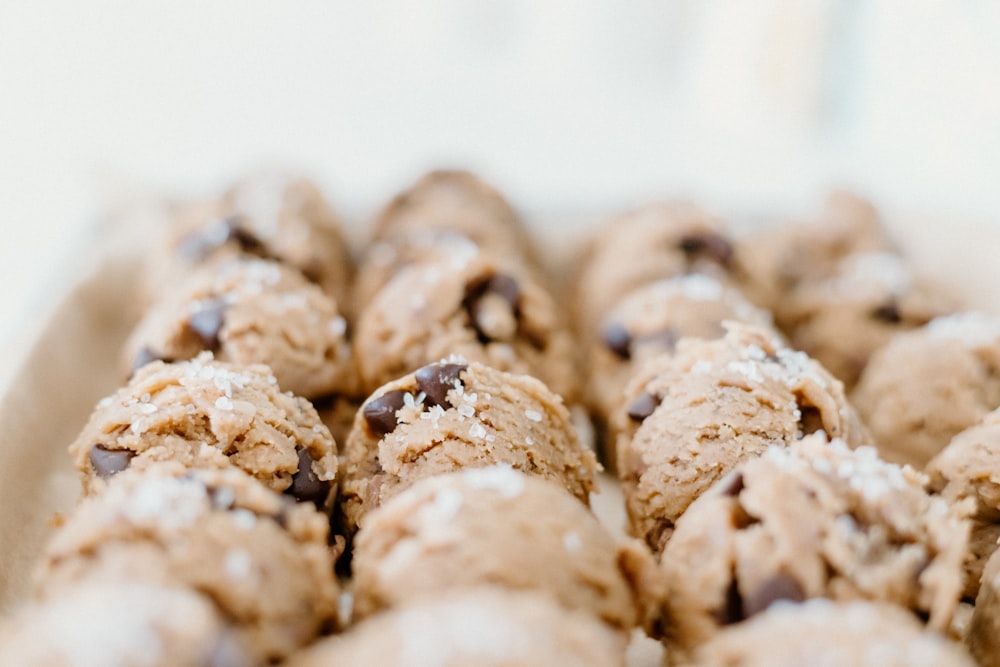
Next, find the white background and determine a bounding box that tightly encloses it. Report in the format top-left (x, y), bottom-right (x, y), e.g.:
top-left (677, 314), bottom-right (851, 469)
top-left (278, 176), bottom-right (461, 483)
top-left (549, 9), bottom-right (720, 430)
top-left (1, 1), bottom-right (999, 343)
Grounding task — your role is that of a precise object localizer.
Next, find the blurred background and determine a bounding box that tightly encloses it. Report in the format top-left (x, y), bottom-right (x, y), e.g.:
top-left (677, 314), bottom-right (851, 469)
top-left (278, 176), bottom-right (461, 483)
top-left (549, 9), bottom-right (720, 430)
top-left (1, 1), bottom-right (999, 343)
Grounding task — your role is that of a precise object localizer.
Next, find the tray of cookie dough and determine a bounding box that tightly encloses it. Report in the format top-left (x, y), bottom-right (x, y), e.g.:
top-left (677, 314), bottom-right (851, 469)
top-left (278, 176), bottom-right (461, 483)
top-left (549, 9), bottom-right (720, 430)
top-left (0, 170), bottom-right (997, 666)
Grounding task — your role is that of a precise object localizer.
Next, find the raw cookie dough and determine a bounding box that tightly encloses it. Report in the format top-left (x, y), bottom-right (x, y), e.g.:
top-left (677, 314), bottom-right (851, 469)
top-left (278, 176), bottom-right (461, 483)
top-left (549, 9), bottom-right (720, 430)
top-left (351, 466), bottom-right (643, 629)
top-left (657, 436), bottom-right (969, 657)
top-left (68, 353), bottom-right (338, 503)
top-left (968, 546), bottom-right (1000, 667)
top-left (927, 408), bottom-right (1000, 598)
top-left (126, 256), bottom-right (357, 399)
top-left (740, 190), bottom-right (891, 314)
top-left (285, 588), bottom-right (629, 667)
top-left (372, 169), bottom-right (541, 269)
top-left (780, 252), bottom-right (956, 389)
top-left (689, 599), bottom-right (974, 667)
top-left (36, 464), bottom-right (340, 662)
top-left (340, 360), bottom-right (598, 532)
top-left (614, 323), bottom-right (865, 552)
top-left (353, 250), bottom-right (576, 400)
top-left (853, 312), bottom-right (1000, 467)
top-left (146, 172), bottom-right (354, 313)
top-left (572, 200), bottom-right (743, 336)
top-left (587, 274), bottom-right (776, 440)
top-left (0, 581), bottom-right (250, 667)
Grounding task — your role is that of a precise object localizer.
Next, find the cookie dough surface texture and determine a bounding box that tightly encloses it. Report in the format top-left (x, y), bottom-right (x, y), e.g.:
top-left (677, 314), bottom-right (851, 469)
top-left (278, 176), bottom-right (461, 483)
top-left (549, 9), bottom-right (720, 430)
top-left (928, 408), bottom-right (1000, 598)
top-left (0, 581), bottom-right (250, 667)
top-left (853, 312), bottom-right (1000, 468)
top-left (148, 173), bottom-right (354, 311)
top-left (353, 249), bottom-right (576, 400)
top-left (573, 200), bottom-right (741, 335)
top-left (614, 323), bottom-right (864, 552)
top-left (285, 588), bottom-right (628, 667)
top-left (126, 256), bottom-right (357, 399)
top-left (780, 252), bottom-right (955, 389)
top-left (68, 354), bottom-right (337, 502)
top-left (36, 464), bottom-right (339, 662)
top-left (658, 436), bottom-right (969, 657)
top-left (351, 466), bottom-right (641, 629)
top-left (340, 360), bottom-right (598, 531)
top-left (689, 599), bottom-right (974, 667)
top-left (968, 547), bottom-right (1000, 667)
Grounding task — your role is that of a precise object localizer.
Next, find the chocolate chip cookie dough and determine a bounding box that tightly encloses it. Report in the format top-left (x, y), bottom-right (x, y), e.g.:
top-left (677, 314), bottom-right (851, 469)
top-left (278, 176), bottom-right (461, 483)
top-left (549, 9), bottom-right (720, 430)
top-left (927, 408), bottom-right (1000, 598)
top-left (689, 599), bottom-right (974, 667)
top-left (126, 256), bottom-right (357, 399)
top-left (36, 464), bottom-right (340, 662)
top-left (780, 252), bottom-right (956, 389)
top-left (614, 323), bottom-right (864, 552)
top-left (853, 312), bottom-right (1000, 467)
top-left (353, 250), bottom-right (576, 400)
top-left (351, 466), bottom-right (643, 629)
top-left (339, 360), bottom-right (598, 532)
top-left (69, 354), bottom-right (337, 503)
top-left (146, 173), bottom-right (354, 312)
top-left (656, 436), bottom-right (969, 658)
top-left (285, 588), bottom-right (629, 667)
top-left (968, 547), bottom-right (1000, 667)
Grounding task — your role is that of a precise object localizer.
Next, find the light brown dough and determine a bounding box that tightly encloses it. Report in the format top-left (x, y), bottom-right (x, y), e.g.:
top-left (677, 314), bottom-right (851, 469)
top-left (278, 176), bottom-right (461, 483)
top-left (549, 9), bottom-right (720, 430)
top-left (285, 588), bottom-right (629, 667)
top-left (351, 466), bottom-right (644, 629)
top-left (657, 435), bottom-right (969, 658)
top-left (340, 360), bottom-right (598, 532)
top-left (968, 547), bottom-right (1000, 667)
top-left (853, 312), bottom-right (1000, 467)
top-left (614, 323), bottom-right (865, 552)
top-left (68, 353), bottom-right (338, 503)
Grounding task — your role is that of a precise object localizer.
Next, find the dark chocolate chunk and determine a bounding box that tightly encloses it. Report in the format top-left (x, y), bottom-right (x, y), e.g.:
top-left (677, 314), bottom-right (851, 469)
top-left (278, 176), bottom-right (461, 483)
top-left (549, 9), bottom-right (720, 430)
top-left (627, 392), bottom-right (661, 422)
top-left (678, 231), bottom-right (734, 267)
top-left (464, 273), bottom-right (522, 342)
top-left (187, 298), bottom-right (228, 351)
top-left (712, 578), bottom-right (744, 626)
top-left (285, 447), bottom-right (331, 507)
top-left (130, 346), bottom-right (172, 377)
top-left (649, 518), bottom-right (675, 552)
top-left (742, 573), bottom-right (805, 618)
top-left (718, 471), bottom-right (745, 497)
top-left (363, 389), bottom-right (409, 436)
top-left (415, 362), bottom-right (467, 409)
top-left (89, 444), bottom-right (134, 479)
top-left (602, 322), bottom-right (632, 359)
top-left (224, 217), bottom-right (266, 255)
top-left (798, 405), bottom-right (824, 436)
top-left (872, 301), bottom-right (903, 324)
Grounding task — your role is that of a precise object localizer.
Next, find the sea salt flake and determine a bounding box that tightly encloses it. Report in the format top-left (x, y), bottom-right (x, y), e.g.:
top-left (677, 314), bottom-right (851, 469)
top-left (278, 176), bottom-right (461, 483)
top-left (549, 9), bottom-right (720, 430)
top-left (463, 465), bottom-right (525, 498)
top-left (469, 422), bottom-right (487, 439)
top-left (215, 396), bottom-right (234, 411)
top-left (225, 549), bottom-right (252, 579)
top-left (139, 403), bottom-right (158, 415)
top-left (524, 409), bottom-right (543, 422)
top-left (458, 404), bottom-right (476, 418)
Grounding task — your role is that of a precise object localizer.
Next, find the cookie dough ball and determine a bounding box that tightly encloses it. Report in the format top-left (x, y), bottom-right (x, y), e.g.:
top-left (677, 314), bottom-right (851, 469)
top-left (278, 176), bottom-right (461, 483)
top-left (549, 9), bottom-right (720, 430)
top-left (68, 354), bottom-right (337, 502)
top-left (853, 312), bottom-right (1000, 467)
top-left (573, 201), bottom-right (742, 335)
top-left (689, 599), bottom-right (974, 667)
top-left (0, 581), bottom-right (250, 667)
top-left (587, 274), bottom-right (776, 430)
top-left (373, 169), bottom-right (540, 269)
top-left (126, 256), bottom-right (356, 399)
top-left (968, 547), bottom-right (1000, 666)
top-left (614, 323), bottom-right (865, 551)
top-left (352, 466), bottom-right (642, 629)
top-left (657, 436), bottom-right (969, 657)
top-left (340, 360), bottom-right (598, 532)
top-left (147, 173), bottom-right (354, 312)
top-left (780, 252), bottom-right (956, 389)
top-left (927, 408), bottom-right (1000, 598)
top-left (353, 250), bottom-right (575, 400)
top-left (285, 588), bottom-right (628, 667)
top-left (37, 464), bottom-right (339, 662)
top-left (741, 190), bottom-right (891, 313)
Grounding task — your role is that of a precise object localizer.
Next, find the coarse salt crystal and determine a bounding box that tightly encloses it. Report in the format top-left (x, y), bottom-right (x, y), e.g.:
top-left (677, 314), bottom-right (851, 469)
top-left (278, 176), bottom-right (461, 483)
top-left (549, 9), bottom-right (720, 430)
top-left (225, 549), bottom-right (252, 579)
top-left (139, 403), bottom-right (158, 415)
top-left (458, 404), bottom-right (475, 418)
top-left (97, 396), bottom-right (113, 408)
top-left (215, 396), bottom-right (234, 411)
top-left (524, 409), bottom-right (543, 422)
top-left (232, 509), bottom-right (257, 531)
top-left (469, 422), bottom-right (487, 439)
top-left (525, 436), bottom-right (534, 446)
top-left (563, 532), bottom-right (583, 553)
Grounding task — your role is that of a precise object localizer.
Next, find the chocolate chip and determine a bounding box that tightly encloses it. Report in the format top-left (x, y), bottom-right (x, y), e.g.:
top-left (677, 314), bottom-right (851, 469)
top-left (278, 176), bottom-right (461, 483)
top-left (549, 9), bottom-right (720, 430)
top-left (363, 389), bottom-right (409, 436)
top-left (649, 518), bottom-right (675, 552)
top-left (602, 322), bottom-right (632, 359)
top-left (798, 405), bottom-right (824, 436)
top-left (678, 232), bottom-right (734, 267)
top-left (872, 301), bottom-right (902, 324)
top-left (89, 444), bottom-right (134, 479)
top-left (187, 298), bottom-right (228, 351)
top-left (712, 578), bottom-right (744, 626)
top-left (285, 447), bottom-right (331, 507)
top-left (743, 573), bottom-right (805, 618)
top-left (718, 472), bottom-right (745, 497)
top-left (627, 392), bottom-right (661, 422)
top-left (224, 217), bottom-right (266, 255)
top-left (415, 362), bottom-right (467, 409)
top-left (465, 273), bottom-right (522, 342)
top-left (130, 346), bottom-right (172, 377)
